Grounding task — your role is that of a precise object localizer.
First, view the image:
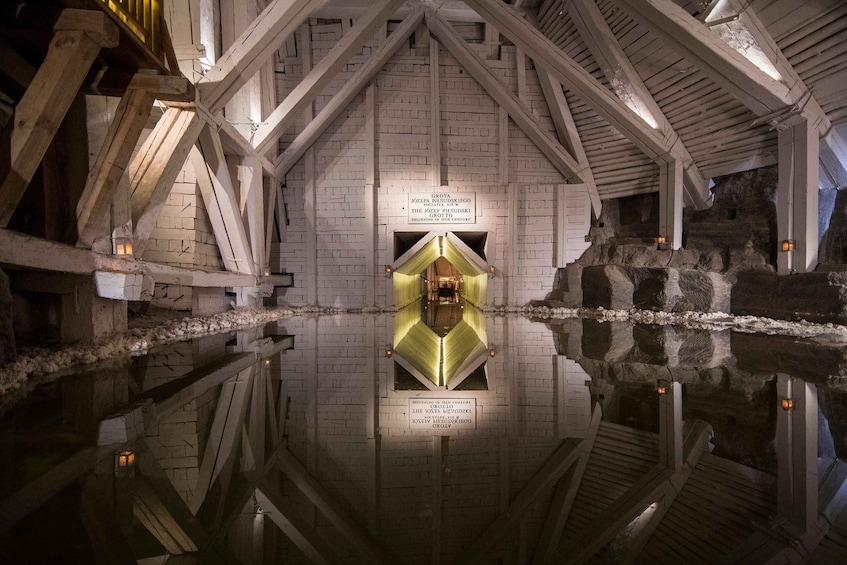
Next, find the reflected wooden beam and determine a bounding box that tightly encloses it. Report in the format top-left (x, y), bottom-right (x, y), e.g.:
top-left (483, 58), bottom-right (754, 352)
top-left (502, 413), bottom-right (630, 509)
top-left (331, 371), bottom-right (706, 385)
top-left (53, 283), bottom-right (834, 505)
top-left (276, 449), bottom-right (398, 564)
top-left (134, 479), bottom-right (199, 555)
top-left (189, 368), bottom-right (255, 515)
top-left (0, 446), bottom-right (100, 531)
top-left (460, 423), bottom-right (597, 564)
top-left (80, 476), bottom-right (136, 565)
top-left (533, 406), bottom-right (602, 564)
top-left (256, 484), bottom-right (341, 564)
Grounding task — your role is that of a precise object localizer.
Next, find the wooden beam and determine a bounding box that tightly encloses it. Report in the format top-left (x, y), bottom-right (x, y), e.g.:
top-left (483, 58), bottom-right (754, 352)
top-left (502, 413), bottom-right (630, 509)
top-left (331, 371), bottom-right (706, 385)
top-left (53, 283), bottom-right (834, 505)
top-left (0, 29), bottom-right (106, 226)
top-left (613, 0), bottom-right (792, 117)
top-left (75, 89), bottom-right (154, 248)
top-left (566, 0), bottom-right (710, 209)
top-left (238, 157), bottom-right (265, 274)
top-left (430, 36), bottom-right (442, 187)
top-left (0, 227), bottom-right (268, 288)
top-left (256, 484), bottom-right (341, 564)
top-left (535, 70), bottom-right (601, 216)
top-left (252, 0), bottom-right (404, 154)
top-left (426, 9), bottom-right (584, 183)
top-left (460, 0), bottom-right (672, 164)
top-left (198, 0), bottom-right (325, 113)
top-left (86, 71), bottom-right (195, 101)
top-left (191, 125), bottom-right (256, 275)
top-left (274, 10), bottom-right (424, 177)
top-left (131, 108), bottom-right (204, 254)
top-left (275, 449), bottom-right (398, 564)
top-left (80, 477), bottom-right (137, 565)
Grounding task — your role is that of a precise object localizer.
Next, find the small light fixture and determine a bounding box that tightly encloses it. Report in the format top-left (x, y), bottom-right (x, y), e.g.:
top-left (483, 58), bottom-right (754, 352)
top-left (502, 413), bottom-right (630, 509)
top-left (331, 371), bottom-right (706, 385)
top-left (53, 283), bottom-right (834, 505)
top-left (657, 235), bottom-right (666, 245)
top-left (264, 359), bottom-right (271, 366)
top-left (489, 348), bottom-right (496, 357)
top-left (385, 348), bottom-right (393, 358)
top-left (113, 237), bottom-right (134, 257)
top-left (115, 449), bottom-right (135, 477)
top-left (781, 239), bottom-right (795, 252)
top-left (489, 265), bottom-right (495, 274)
top-left (781, 398), bottom-right (794, 411)
top-left (264, 268), bottom-right (271, 277)
top-left (385, 265), bottom-right (393, 277)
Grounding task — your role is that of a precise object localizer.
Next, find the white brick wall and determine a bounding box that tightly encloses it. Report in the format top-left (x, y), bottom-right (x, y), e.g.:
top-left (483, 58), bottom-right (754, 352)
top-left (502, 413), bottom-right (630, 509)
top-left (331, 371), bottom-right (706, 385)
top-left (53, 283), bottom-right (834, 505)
top-left (270, 23), bottom-right (585, 308)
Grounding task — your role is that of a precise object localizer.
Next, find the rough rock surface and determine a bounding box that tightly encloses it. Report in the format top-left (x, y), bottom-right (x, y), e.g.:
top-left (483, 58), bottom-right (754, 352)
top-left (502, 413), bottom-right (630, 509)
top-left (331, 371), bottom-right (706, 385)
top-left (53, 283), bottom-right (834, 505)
top-left (582, 265), bottom-right (633, 310)
top-left (0, 268), bottom-right (15, 366)
top-left (733, 271), bottom-right (847, 324)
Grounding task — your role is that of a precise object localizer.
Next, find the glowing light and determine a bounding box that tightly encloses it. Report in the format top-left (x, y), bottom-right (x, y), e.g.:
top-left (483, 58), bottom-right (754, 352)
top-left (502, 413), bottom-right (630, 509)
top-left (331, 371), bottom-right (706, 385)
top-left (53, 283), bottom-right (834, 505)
top-left (781, 398), bottom-right (794, 411)
top-left (781, 239), bottom-right (795, 252)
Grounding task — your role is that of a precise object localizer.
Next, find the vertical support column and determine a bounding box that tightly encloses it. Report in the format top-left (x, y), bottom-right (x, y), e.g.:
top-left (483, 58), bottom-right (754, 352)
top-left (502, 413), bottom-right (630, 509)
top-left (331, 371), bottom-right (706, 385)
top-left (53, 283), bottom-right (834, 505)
top-left (658, 156), bottom-right (684, 249)
top-left (301, 22), bottom-right (318, 305)
top-left (484, 22), bottom-right (499, 60)
top-left (239, 156), bottom-right (265, 274)
top-left (555, 355), bottom-right (591, 439)
top-left (430, 36), bottom-right (441, 187)
top-left (364, 86), bottom-right (377, 308)
top-left (776, 374), bottom-right (819, 532)
top-left (778, 120), bottom-right (819, 274)
top-left (658, 380), bottom-right (683, 470)
top-left (516, 48), bottom-right (527, 103)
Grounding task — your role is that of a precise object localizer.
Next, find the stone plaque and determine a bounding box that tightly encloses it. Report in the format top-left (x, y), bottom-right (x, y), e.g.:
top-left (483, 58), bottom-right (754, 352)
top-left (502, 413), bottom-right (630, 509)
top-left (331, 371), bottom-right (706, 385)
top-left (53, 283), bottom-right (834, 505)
top-left (409, 398), bottom-right (477, 431)
top-left (408, 192), bottom-right (476, 224)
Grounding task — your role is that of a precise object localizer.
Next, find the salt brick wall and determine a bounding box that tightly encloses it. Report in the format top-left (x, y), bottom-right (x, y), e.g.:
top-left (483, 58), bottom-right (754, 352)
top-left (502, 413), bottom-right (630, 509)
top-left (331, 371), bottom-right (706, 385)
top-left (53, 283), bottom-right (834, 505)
top-left (272, 23), bottom-right (576, 308)
top-left (141, 152), bottom-right (224, 310)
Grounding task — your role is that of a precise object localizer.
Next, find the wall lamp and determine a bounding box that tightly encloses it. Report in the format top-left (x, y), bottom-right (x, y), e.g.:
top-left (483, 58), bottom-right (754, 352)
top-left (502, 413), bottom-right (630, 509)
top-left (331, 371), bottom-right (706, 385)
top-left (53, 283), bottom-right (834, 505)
top-left (781, 239), bottom-right (795, 252)
top-left (781, 398), bottom-right (794, 411)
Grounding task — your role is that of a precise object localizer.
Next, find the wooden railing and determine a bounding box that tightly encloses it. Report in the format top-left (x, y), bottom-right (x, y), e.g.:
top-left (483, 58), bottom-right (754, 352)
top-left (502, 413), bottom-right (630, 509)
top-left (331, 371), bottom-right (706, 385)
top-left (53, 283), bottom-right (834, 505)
top-left (100, 0), bottom-right (163, 58)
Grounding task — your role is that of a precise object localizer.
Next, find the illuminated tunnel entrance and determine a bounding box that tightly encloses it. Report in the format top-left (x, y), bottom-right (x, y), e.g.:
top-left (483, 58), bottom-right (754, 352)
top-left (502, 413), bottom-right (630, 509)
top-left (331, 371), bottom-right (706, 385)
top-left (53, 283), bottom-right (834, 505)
top-left (390, 232), bottom-right (491, 390)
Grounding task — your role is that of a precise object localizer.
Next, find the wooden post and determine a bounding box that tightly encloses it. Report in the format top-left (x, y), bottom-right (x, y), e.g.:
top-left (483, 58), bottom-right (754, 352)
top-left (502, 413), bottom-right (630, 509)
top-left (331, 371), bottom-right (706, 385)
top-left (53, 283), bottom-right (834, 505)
top-left (76, 89), bottom-right (153, 248)
top-left (658, 156), bottom-right (684, 249)
top-left (777, 120), bottom-right (819, 274)
top-left (0, 19), bottom-right (118, 226)
top-left (301, 23), bottom-right (319, 306)
top-left (430, 36), bottom-right (441, 187)
top-left (238, 157), bottom-right (265, 274)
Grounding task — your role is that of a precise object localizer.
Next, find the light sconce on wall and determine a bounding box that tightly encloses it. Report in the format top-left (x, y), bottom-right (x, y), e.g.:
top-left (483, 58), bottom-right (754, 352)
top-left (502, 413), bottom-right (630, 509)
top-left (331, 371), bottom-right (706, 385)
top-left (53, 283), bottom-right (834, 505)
top-left (781, 239), bottom-right (795, 252)
top-left (657, 235), bottom-right (668, 250)
top-left (385, 265), bottom-right (393, 277)
top-left (264, 268), bottom-right (271, 277)
top-left (488, 265), bottom-right (495, 278)
top-left (781, 398), bottom-right (794, 411)
top-left (264, 358), bottom-right (271, 366)
top-left (113, 237), bottom-right (134, 257)
top-left (385, 347), bottom-right (393, 358)
top-left (488, 344), bottom-right (496, 357)
top-left (657, 379), bottom-right (670, 395)
top-left (114, 449), bottom-right (135, 477)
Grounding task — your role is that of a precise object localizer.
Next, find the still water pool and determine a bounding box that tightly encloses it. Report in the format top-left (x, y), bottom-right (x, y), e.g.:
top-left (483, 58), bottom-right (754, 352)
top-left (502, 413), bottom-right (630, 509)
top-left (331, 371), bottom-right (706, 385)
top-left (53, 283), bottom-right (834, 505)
top-left (1, 311), bottom-right (846, 564)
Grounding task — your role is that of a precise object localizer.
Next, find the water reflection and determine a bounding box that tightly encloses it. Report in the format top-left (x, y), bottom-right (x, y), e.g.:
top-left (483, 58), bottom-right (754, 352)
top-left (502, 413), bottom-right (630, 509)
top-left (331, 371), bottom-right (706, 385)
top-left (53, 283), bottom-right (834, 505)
top-left (0, 315), bottom-right (846, 563)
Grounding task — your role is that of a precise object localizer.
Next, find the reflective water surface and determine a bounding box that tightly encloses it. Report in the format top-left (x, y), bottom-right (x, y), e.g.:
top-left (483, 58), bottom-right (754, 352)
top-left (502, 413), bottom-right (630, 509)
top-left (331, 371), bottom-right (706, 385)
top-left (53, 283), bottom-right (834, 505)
top-left (1, 313), bottom-right (847, 564)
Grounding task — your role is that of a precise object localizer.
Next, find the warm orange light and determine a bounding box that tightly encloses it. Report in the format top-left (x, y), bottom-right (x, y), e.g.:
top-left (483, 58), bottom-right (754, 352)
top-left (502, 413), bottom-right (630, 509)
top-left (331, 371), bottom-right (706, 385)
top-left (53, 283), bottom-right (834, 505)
top-left (781, 239), bottom-right (795, 252)
top-left (657, 235), bottom-right (666, 245)
top-left (385, 265), bottom-right (393, 275)
top-left (385, 348), bottom-right (393, 358)
top-left (489, 348), bottom-right (496, 357)
top-left (264, 359), bottom-right (271, 366)
top-left (781, 398), bottom-right (794, 411)
top-left (489, 265), bottom-right (495, 274)
top-left (115, 450), bottom-right (135, 476)
top-left (115, 242), bottom-right (133, 256)
top-left (657, 386), bottom-right (667, 395)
